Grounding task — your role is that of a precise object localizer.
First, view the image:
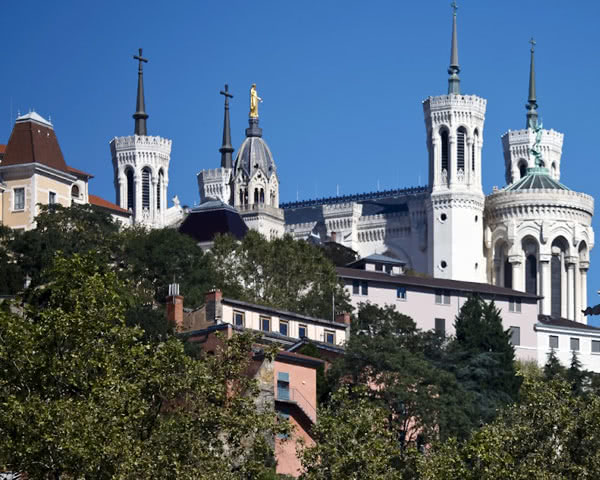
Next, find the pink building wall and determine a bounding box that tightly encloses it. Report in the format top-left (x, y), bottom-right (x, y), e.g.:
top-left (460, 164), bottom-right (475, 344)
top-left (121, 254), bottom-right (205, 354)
top-left (342, 278), bottom-right (538, 362)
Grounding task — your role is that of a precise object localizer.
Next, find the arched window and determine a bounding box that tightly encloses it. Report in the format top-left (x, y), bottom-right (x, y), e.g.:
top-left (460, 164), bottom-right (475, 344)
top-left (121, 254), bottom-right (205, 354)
top-left (525, 255), bottom-right (537, 295)
top-left (254, 188), bottom-right (259, 203)
top-left (519, 161), bottom-right (527, 179)
top-left (504, 258), bottom-right (513, 289)
top-left (260, 188), bottom-right (265, 204)
top-left (472, 129), bottom-right (478, 172)
top-left (551, 254), bottom-right (562, 318)
top-left (551, 162), bottom-right (557, 178)
top-left (456, 127), bottom-right (466, 172)
top-left (157, 170), bottom-right (163, 210)
top-left (71, 185), bottom-right (80, 199)
top-left (440, 128), bottom-right (449, 175)
top-left (142, 167), bottom-right (151, 209)
top-left (126, 169), bottom-right (134, 210)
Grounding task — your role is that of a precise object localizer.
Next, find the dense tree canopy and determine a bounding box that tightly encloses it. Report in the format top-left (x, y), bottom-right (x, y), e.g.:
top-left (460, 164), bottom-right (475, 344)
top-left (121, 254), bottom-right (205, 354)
top-left (0, 254), bottom-right (283, 479)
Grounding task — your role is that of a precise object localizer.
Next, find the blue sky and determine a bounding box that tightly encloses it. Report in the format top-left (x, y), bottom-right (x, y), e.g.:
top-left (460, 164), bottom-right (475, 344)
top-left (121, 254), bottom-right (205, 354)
top-left (3, 0), bottom-right (600, 319)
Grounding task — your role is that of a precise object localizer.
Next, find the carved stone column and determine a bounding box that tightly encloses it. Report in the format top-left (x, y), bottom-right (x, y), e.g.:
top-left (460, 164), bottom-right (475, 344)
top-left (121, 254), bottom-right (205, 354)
top-left (449, 134), bottom-right (456, 186)
top-left (539, 254), bottom-right (551, 315)
top-left (466, 137), bottom-right (474, 185)
top-left (509, 255), bottom-right (524, 292)
top-left (580, 262), bottom-right (589, 323)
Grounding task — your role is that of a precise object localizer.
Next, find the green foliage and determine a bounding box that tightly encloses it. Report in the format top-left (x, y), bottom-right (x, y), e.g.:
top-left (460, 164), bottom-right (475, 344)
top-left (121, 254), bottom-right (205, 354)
top-left (420, 377), bottom-right (600, 479)
top-left (210, 231), bottom-right (351, 319)
top-left (0, 225), bottom-right (24, 295)
top-left (329, 303), bottom-right (471, 449)
top-left (543, 348), bottom-right (565, 381)
top-left (0, 253), bottom-right (282, 479)
top-left (299, 386), bottom-right (408, 480)
top-left (448, 296), bottom-right (521, 426)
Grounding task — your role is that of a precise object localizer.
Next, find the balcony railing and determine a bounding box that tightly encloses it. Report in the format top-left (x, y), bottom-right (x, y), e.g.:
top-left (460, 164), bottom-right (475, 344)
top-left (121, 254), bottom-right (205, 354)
top-left (276, 387), bottom-right (317, 424)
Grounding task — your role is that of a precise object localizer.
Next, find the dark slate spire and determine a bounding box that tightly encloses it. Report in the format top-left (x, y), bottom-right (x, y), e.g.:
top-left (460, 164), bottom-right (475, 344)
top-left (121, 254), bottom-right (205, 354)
top-left (133, 48), bottom-right (149, 136)
top-left (447, 2), bottom-right (461, 95)
top-left (526, 38), bottom-right (538, 129)
top-left (219, 84), bottom-right (234, 168)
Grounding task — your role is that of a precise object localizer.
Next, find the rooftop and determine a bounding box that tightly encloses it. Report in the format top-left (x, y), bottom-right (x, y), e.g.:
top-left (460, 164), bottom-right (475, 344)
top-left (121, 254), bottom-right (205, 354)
top-left (505, 167), bottom-right (569, 192)
top-left (89, 194), bottom-right (131, 215)
top-left (337, 266), bottom-right (540, 300)
top-left (537, 315), bottom-right (600, 332)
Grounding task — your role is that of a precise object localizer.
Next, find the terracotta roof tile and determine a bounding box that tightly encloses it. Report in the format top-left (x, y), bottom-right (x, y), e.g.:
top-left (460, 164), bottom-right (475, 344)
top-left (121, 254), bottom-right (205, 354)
top-left (67, 165), bottom-right (94, 178)
top-left (89, 194), bottom-right (131, 215)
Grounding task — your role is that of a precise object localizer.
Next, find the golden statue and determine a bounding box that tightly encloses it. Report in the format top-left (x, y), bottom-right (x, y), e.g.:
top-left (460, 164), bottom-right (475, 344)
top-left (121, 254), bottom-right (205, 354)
top-left (249, 83), bottom-right (262, 118)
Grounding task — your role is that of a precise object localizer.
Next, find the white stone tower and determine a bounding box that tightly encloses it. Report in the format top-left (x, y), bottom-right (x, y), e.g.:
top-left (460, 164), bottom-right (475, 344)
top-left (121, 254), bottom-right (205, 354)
top-left (424, 5), bottom-right (487, 282)
top-left (198, 84), bottom-right (234, 204)
top-left (231, 85), bottom-right (284, 239)
top-left (110, 49), bottom-right (182, 228)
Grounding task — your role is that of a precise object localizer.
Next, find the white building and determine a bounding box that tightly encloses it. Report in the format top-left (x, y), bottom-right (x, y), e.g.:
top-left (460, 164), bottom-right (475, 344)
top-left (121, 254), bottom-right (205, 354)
top-left (110, 49), bottom-right (183, 229)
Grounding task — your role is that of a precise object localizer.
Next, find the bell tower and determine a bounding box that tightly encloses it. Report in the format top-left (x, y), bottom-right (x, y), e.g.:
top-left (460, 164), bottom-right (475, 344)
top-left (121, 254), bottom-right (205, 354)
top-left (110, 49), bottom-right (182, 228)
top-left (424, 4), bottom-right (487, 282)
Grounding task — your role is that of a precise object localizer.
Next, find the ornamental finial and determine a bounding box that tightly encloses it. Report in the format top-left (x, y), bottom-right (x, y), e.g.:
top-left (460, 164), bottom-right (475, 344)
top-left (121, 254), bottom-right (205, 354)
top-left (447, 3), bottom-right (460, 94)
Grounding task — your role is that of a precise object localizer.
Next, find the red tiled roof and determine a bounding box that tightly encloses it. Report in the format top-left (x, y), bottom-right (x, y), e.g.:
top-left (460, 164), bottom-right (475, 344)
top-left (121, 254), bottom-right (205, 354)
top-left (3, 119), bottom-right (69, 172)
top-left (89, 194), bottom-right (130, 215)
top-left (0, 145), bottom-right (6, 154)
top-left (67, 165), bottom-right (94, 178)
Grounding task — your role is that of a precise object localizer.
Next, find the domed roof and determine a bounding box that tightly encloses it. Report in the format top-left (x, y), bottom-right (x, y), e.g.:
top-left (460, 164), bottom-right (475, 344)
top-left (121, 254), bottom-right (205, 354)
top-left (233, 117), bottom-right (276, 179)
top-left (505, 167), bottom-right (570, 192)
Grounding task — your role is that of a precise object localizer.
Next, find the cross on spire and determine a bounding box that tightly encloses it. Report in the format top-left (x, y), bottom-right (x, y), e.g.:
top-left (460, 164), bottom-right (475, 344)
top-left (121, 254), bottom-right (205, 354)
top-left (529, 37), bottom-right (536, 52)
top-left (134, 48), bottom-right (148, 72)
top-left (219, 84), bottom-right (234, 168)
top-left (133, 48), bottom-right (149, 135)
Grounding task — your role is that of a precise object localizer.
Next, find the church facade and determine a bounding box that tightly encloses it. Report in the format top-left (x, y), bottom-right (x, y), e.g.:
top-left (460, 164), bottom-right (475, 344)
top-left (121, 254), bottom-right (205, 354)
top-left (195, 10), bottom-right (593, 324)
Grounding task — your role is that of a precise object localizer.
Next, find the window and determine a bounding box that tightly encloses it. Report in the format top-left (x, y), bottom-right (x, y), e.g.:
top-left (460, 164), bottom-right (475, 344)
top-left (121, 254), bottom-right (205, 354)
top-left (48, 191), bottom-right (56, 205)
top-left (570, 338), bottom-right (580, 351)
top-left (549, 335), bottom-right (559, 349)
top-left (592, 340), bottom-right (600, 354)
top-left (352, 279), bottom-right (360, 295)
top-left (397, 287), bottom-right (407, 300)
top-left (157, 170), bottom-right (163, 210)
top-left (142, 167), bottom-right (151, 209)
top-left (440, 129), bottom-right (449, 174)
top-left (126, 169), bottom-right (134, 210)
top-left (435, 318), bottom-right (445, 336)
top-left (325, 330), bottom-right (335, 345)
top-left (13, 188), bottom-right (25, 210)
top-left (435, 290), bottom-right (450, 305)
top-left (456, 127), bottom-right (466, 172)
top-left (71, 185), bottom-right (80, 198)
top-left (277, 372), bottom-right (290, 400)
top-left (375, 263), bottom-right (383, 271)
top-left (279, 320), bottom-right (289, 336)
top-left (260, 316), bottom-right (271, 332)
top-left (361, 280), bottom-right (368, 296)
top-left (509, 326), bottom-right (521, 346)
top-left (298, 324), bottom-right (307, 339)
top-left (509, 297), bottom-right (522, 313)
top-left (234, 311), bottom-right (244, 327)
top-left (276, 405), bottom-right (290, 439)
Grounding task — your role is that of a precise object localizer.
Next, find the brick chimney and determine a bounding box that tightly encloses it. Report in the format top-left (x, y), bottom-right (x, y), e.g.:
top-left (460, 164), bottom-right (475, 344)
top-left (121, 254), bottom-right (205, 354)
top-left (335, 312), bottom-right (351, 325)
top-left (205, 289), bottom-right (223, 324)
top-left (166, 283), bottom-right (184, 330)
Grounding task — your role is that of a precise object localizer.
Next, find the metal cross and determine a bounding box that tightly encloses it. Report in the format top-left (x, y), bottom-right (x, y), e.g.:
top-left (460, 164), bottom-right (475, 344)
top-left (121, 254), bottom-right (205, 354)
top-left (133, 48), bottom-right (148, 72)
top-left (220, 84), bottom-right (234, 105)
top-left (529, 37), bottom-right (536, 52)
top-left (451, 1), bottom-right (458, 14)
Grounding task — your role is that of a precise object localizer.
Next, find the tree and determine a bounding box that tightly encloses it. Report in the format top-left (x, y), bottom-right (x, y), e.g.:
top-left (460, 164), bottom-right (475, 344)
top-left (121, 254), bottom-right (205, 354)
top-left (543, 348), bottom-right (565, 381)
top-left (0, 225), bottom-right (24, 295)
top-left (328, 303), bottom-right (472, 450)
top-left (420, 378), bottom-right (600, 479)
top-left (448, 296), bottom-right (521, 426)
top-left (9, 203), bottom-right (120, 290)
top-left (566, 350), bottom-right (585, 395)
top-left (209, 231), bottom-right (351, 319)
top-left (299, 386), bottom-right (408, 480)
top-left (0, 253), bottom-right (283, 479)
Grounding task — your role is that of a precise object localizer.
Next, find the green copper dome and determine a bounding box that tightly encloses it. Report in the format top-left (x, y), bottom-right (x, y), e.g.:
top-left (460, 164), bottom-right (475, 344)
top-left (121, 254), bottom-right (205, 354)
top-left (505, 167), bottom-right (570, 192)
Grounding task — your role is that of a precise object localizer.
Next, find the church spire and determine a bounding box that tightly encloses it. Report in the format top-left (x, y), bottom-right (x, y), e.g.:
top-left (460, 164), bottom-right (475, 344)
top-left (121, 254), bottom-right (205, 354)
top-left (219, 84), bottom-right (234, 168)
top-left (526, 38), bottom-right (538, 128)
top-left (133, 48), bottom-right (149, 136)
top-left (447, 2), bottom-right (460, 95)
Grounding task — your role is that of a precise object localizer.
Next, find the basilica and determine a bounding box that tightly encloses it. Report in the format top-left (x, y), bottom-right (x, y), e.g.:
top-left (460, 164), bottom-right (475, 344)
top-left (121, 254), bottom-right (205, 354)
top-left (109, 10), bottom-right (593, 326)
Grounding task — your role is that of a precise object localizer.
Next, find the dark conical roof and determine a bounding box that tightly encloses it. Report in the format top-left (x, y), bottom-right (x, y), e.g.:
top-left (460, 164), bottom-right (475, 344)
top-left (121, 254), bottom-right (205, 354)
top-left (233, 117), bottom-right (276, 179)
top-left (505, 167), bottom-right (569, 192)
